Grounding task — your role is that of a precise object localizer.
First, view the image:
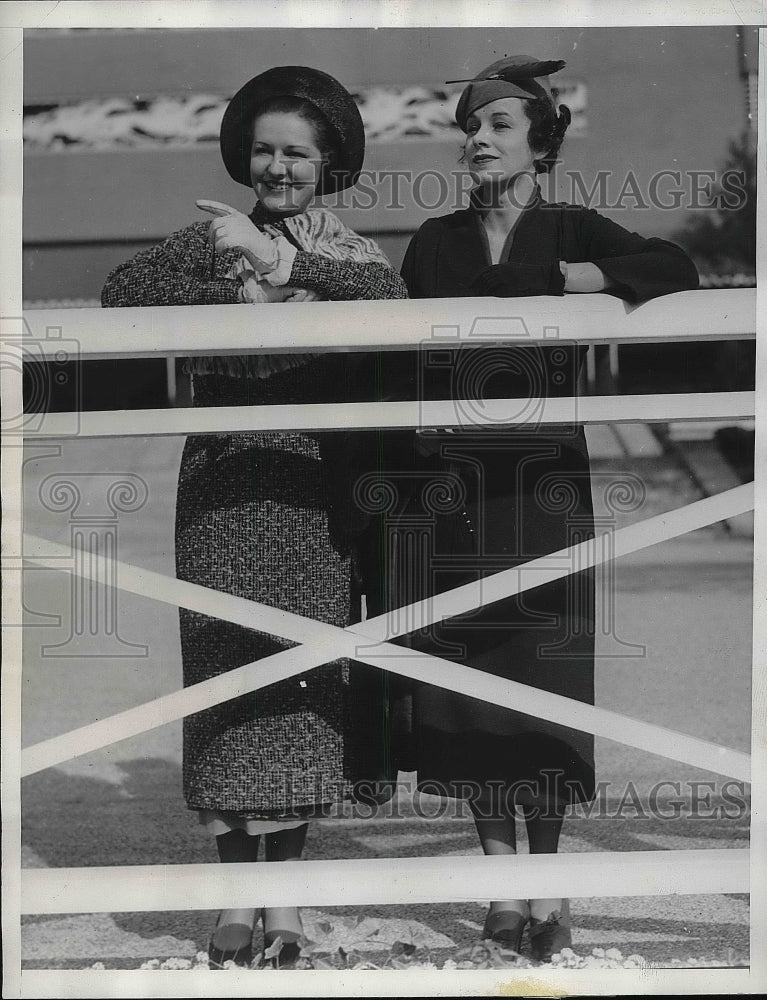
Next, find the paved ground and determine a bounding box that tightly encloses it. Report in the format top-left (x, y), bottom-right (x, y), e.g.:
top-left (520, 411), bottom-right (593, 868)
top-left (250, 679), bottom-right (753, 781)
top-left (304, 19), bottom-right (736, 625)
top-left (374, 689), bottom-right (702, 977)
top-left (17, 435), bottom-right (753, 969)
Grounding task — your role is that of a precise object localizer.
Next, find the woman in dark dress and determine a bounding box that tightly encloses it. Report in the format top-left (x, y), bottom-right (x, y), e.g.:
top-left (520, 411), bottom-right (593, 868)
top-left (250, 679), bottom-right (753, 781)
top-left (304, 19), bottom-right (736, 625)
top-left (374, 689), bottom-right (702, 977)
top-left (373, 55), bottom-right (698, 960)
top-left (102, 66), bottom-right (406, 968)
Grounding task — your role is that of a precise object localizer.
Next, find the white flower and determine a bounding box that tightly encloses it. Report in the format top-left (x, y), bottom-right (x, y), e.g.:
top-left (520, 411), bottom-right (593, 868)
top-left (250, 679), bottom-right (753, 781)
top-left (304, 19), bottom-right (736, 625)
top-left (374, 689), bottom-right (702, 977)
top-left (90, 962), bottom-right (105, 970)
top-left (160, 957), bottom-right (192, 970)
top-left (605, 947), bottom-right (623, 960)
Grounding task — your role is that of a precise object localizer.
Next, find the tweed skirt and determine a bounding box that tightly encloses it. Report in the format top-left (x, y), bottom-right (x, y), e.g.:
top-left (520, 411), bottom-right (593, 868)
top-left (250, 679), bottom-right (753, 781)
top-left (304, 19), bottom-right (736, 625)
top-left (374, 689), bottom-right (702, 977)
top-left (175, 371), bottom-right (385, 818)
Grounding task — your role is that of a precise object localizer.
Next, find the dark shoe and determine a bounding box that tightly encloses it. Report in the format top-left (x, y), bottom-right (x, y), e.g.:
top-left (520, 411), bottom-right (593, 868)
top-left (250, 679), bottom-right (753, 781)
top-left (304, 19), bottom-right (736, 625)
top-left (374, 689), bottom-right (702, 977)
top-left (482, 908), bottom-right (529, 952)
top-left (260, 907), bottom-right (303, 969)
top-left (260, 936), bottom-right (302, 969)
top-left (528, 909), bottom-right (572, 963)
top-left (208, 920), bottom-right (253, 970)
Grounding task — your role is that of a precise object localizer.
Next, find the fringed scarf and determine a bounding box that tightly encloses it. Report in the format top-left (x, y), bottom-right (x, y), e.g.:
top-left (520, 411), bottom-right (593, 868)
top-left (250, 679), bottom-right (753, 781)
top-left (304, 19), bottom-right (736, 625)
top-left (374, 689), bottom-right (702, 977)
top-left (185, 204), bottom-right (391, 380)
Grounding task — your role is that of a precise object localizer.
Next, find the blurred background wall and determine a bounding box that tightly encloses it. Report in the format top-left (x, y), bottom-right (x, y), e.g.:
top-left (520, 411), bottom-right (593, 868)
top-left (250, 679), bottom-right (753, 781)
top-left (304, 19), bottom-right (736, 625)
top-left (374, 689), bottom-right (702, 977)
top-left (22, 25), bottom-right (757, 409)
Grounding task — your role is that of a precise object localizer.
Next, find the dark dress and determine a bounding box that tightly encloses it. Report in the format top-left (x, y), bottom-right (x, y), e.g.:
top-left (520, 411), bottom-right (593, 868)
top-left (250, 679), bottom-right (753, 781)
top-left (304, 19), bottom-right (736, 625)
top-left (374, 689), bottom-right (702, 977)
top-left (364, 190), bottom-right (699, 807)
top-left (102, 206), bottom-right (407, 819)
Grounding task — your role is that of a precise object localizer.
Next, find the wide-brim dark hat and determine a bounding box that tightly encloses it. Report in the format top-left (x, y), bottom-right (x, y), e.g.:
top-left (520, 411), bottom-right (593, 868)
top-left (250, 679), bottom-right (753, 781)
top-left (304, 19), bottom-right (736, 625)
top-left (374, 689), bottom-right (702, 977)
top-left (220, 65), bottom-right (365, 195)
top-left (452, 55), bottom-right (565, 132)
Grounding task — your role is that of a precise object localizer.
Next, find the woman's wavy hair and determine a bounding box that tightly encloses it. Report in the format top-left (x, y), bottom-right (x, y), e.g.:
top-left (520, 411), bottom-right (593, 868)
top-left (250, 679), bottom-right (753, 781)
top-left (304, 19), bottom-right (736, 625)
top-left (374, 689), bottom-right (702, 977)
top-left (523, 96), bottom-right (571, 174)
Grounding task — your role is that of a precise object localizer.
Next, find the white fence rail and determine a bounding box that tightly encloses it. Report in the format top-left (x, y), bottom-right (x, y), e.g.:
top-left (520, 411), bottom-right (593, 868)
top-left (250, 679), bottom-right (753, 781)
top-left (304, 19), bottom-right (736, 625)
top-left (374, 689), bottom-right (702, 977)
top-left (26, 391), bottom-right (757, 439)
top-left (21, 850), bottom-right (750, 915)
top-left (21, 287), bottom-right (755, 359)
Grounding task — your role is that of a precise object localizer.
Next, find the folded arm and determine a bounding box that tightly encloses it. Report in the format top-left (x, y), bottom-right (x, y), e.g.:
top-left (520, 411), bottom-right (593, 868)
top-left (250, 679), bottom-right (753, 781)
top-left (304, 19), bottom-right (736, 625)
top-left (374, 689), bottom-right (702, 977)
top-left (101, 223), bottom-right (242, 307)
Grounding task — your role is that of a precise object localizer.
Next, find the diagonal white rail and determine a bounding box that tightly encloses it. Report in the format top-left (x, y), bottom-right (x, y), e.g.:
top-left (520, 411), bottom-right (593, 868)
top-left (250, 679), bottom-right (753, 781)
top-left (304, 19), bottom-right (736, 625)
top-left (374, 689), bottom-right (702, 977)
top-left (27, 390), bottom-right (756, 438)
top-left (21, 849), bottom-right (749, 915)
top-left (21, 482), bottom-right (753, 781)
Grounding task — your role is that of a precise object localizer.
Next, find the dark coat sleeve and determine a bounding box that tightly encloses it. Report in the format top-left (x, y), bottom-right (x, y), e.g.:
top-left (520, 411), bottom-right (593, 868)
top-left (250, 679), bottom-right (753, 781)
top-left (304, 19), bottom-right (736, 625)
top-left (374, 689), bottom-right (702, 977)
top-left (338, 228), bottom-right (426, 559)
top-left (377, 224), bottom-right (431, 404)
top-left (101, 223), bottom-right (242, 307)
top-left (469, 260), bottom-right (565, 297)
top-left (571, 207), bottom-right (699, 303)
top-left (400, 222), bottom-right (425, 299)
top-left (401, 218), bottom-right (451, 300)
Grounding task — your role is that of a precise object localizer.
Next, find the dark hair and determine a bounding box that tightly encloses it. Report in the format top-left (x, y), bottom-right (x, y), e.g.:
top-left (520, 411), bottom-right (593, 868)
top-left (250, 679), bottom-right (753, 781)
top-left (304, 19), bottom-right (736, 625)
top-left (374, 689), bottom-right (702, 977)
top-left (249, 95), bottom-right (342, 183)
top-left (522, 97), bottom-right (571, 174)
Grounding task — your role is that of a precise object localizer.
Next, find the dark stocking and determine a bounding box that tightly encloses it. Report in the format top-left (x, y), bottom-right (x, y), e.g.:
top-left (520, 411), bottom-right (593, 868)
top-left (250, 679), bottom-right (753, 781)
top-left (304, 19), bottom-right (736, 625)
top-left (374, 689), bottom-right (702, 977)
top-left (262, 823), bottom-right (309, 943)
top-left (212, 830), bottom-right (260, 949)
top-left (523, 803), bottom-right (566, 922)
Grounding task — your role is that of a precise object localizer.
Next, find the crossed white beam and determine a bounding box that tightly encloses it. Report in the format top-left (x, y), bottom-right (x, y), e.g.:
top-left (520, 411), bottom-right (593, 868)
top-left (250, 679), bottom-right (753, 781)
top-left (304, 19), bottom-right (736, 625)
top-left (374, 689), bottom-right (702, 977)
top-left (21, 481), bottom-right (753, 782)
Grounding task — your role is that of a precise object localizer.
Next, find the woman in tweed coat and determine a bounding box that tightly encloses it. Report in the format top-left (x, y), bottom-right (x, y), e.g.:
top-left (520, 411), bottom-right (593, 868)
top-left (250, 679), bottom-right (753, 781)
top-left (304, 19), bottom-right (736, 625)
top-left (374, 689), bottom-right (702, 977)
top-left (102, 65), bottom-right (406, 968)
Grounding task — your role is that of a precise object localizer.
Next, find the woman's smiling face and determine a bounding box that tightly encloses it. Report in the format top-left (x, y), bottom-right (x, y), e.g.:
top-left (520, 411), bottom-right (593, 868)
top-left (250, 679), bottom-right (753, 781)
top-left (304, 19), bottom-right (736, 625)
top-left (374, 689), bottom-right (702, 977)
top-left (250, 110), bottom-right (324, 216)
top-left (463, 98), bottom-right (538, 188)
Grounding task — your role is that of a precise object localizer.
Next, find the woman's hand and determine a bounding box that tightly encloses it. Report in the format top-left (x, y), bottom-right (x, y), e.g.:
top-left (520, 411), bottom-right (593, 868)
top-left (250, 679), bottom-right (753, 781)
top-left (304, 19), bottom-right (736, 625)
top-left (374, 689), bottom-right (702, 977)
top-left (197, 200), bottom-right (278, 273)
top-left (240, 279), bottom-right (324, 304)
top-left (281, 288), bottom-right (323, 302)
top-left (560, 261), bottom-right (616, 294)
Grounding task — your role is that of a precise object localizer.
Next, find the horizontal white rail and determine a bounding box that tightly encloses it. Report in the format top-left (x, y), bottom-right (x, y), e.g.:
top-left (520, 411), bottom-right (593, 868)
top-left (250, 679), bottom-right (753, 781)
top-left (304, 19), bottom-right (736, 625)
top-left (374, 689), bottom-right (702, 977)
top-left (20, 483), bottom-right (754, 781)
top-left (21, 849), bottom-right (749, 914)
top-left (27, 390), bottom-right (756, 438)
top-left (20, 288), bottom-right (755, 360)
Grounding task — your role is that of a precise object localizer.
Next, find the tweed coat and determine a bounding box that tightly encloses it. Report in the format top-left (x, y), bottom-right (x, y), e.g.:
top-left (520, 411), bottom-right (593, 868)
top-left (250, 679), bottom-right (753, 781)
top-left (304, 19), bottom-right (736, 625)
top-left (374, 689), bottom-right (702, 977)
top-left (102, 205), bottom-right (407, 817)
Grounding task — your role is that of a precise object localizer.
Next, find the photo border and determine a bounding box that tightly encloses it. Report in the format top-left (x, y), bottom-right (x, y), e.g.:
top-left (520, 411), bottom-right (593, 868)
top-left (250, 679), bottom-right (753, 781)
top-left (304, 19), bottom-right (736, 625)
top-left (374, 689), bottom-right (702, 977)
top-left (2, 2), bottom-right (765, 998)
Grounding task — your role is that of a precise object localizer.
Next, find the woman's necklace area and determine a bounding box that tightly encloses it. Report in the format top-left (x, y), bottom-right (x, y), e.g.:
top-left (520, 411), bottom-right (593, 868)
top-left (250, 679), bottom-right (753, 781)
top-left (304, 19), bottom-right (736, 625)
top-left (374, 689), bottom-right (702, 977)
top-left (477, 177), bottom-right (534, 265)
top-left (479, 204), bottom-right (527, 265)
top-left (481, 216), bottom-right (518, 265)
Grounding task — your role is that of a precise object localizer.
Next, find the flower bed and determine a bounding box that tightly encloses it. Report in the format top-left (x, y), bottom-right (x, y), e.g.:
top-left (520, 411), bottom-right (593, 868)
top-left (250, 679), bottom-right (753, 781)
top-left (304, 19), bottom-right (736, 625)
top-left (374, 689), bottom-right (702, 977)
top-left (80, 917), bottom-right (746, 972)
top-left (84, 944), bottom-right (746, 971)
